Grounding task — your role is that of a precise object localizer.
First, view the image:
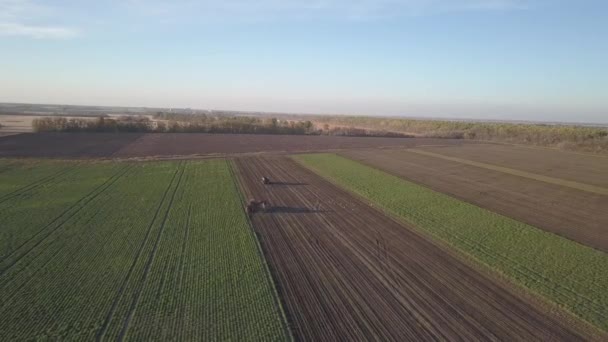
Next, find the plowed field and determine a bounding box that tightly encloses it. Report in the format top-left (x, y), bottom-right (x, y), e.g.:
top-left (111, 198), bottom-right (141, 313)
top-left (0, 133), bottom-right (144, 158)
top-left (114, 134), bottom-right (462, 158)
top-left (234, 156), bottom-right (599, 341)
top-left (417, 144), bottom-right (608, 188)
top-left (0, 132), bottom-right (463, 158)
top-left (341, 149), bottom-right (608, 251)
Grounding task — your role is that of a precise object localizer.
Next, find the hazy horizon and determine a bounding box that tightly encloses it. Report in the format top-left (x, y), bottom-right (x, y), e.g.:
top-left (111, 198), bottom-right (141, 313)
top-left (1, 1), bottom-right (607, 123)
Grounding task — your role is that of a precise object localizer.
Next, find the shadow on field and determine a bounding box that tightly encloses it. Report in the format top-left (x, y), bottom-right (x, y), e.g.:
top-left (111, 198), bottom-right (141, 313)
top-left (268, 206), bottom-right (328, 214)
top-left (269, 182), bottom-right (308, 186)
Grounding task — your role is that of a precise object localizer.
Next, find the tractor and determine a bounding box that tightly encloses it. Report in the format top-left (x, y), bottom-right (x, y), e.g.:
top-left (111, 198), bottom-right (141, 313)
top-left (245, 199), bottom-right (270, 217)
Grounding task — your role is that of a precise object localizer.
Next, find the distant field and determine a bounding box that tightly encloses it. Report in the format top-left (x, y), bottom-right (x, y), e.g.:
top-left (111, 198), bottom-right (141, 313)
top-left (0, 114), bottom-right (38, 133)
top-left (295, 153), bottom-right (608, 331)
top-left (0, 132), bottom-right (463, 159)
top-left (0, 133), bottom-right (144, 158)
top-left (0, 159), bottom-right (287, 340)
top-left (0, 114), bottom-right (156, 134)
top-left (0, 114), bottom-right (96, 133)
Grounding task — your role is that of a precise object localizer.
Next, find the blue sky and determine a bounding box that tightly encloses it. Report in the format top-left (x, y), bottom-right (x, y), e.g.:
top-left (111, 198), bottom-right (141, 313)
top-left (1, 0), bottom-right (607, 123)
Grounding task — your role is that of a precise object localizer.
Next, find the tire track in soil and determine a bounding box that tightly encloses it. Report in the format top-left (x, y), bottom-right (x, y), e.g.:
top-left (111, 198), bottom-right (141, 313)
top-left (227, 160), bottom-right (295, 342)
top-left (0, 195), bottom-right (120, 308)
top-left (95, 162), bottom-right (183, 342)
top-left (0, 243), bottom-right (65, 309)
top-left (175, 204), bottom-right (192, 289)
top-left (0, 164), bottom-right (78, 205)
top-left (0, 164), bottom-right (133, 275)
top-left (116, 162), bottom-right (186, 341)
top-left (234, 156), bottom-right (604, 341)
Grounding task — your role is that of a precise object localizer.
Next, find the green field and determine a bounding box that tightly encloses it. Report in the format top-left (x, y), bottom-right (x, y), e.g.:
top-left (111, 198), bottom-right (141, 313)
top-left (294, 153), bottom-right (608, 331)
top-left (0, 159), bottom-right (288, 341)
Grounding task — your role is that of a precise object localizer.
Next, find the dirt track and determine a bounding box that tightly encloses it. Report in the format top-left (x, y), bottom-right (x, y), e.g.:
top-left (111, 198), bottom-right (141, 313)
top-left (418, 144), bottom-right (608, 188)
top-left (234, 157), bottom-right (600, 341)
top-left (341, 149), bottom-right (608, 252)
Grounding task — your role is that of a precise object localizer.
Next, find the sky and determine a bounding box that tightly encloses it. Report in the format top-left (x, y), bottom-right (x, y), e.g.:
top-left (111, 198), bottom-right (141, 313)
top-left (1, 0), bottom-right (607, 123)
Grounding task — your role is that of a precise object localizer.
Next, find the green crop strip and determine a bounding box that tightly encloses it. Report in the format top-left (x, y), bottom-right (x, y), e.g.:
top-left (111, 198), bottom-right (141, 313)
top-left (0, 159), bottom-right (288, 341)
top-left (294, 153), bottom-right (608, 331)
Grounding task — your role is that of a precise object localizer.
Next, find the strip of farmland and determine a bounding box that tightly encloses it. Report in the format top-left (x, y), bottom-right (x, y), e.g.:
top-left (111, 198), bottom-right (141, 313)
top-left (409, 149), bottom-right (608, 195)
top-left (0, 133), bottom-right (144, 159)
top-left (234, 156), bottom-right (602, 341)
top-left (339, 149), bottom-right (608, 251)
top-left (0, 159), bottom-right (287, 340)
top-left (416, 143), bottom-right (608, 188)
top-left (114, 134), bottom-right (463, 158)
top-left (0, 132), bottom-right (464, 158)
top-left (295, 153), bottom-right (608, 332)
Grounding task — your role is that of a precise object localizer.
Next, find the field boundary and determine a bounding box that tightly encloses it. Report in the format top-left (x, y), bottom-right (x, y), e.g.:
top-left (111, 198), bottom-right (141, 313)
top-left (228, 159), bottom-right (294, 342)
top-left (294, 153), bottom-right (608, 333)
top-left (475, 140), bottom-right (608, 159)
top-left (244, 156), bottom-right (606, 340)
top-left (409, 149), bottom-right (608, 195)
top-left (96, 164), bottom-right (182, 341)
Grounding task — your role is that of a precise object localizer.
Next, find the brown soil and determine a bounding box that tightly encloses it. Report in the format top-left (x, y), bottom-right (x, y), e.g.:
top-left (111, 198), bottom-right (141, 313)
top-left (113, 134), bottom-right (462, 158)
top-left (419, 143), bottom-right (608, 188)
top-left (0, 132), bottom-right (464, 159)
top-left (234, 156), bottom-right (601, 341)
top-left (341, 149), bottom-right (608, 252)
top-left (0, 133), bottom-right (145, 159)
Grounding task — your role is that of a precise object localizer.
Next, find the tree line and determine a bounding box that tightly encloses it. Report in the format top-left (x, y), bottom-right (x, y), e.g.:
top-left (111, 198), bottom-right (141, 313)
top-left (314, 116), bottom-right (608, 153)
top-left (31, 116), bottom-right (317, 135)
top-left (31, 114), bottom-right (412, 138)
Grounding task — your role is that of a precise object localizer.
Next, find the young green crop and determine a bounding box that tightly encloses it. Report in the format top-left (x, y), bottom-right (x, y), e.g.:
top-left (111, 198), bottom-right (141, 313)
top-left (294, 153), bottom-right (608, 332)
top-left (0, 159), bottom-right (288, 341)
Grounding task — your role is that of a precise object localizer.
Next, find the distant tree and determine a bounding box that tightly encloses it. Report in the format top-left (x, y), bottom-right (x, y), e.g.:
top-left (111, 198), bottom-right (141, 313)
top-left (156, 121), bottom-right (167, 133)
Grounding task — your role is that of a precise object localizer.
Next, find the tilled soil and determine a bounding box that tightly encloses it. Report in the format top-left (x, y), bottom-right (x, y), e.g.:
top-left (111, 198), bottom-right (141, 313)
top-left (0, 133), bottom-right (144, 158)
top-left (234, 156), bottom-right (601, 341)
top-left (113, 134), bottom-right (462, 158)
top-left (418, 144), bottom-right (608, 188)
top-left (341, 149), bottom-right (608, 252)
top-left (0, 133), bottom-right (464, 159)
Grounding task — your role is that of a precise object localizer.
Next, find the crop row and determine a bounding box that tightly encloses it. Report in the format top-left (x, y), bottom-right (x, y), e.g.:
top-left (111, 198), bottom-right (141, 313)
top-left (294, 153), bottom-right (608, 332)
top-left (0, 159), bottom-right (287, 340)
top-left (0, 160), bottom-right (123, 262)
top-left (0, 159), bottom-right (73, 198)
